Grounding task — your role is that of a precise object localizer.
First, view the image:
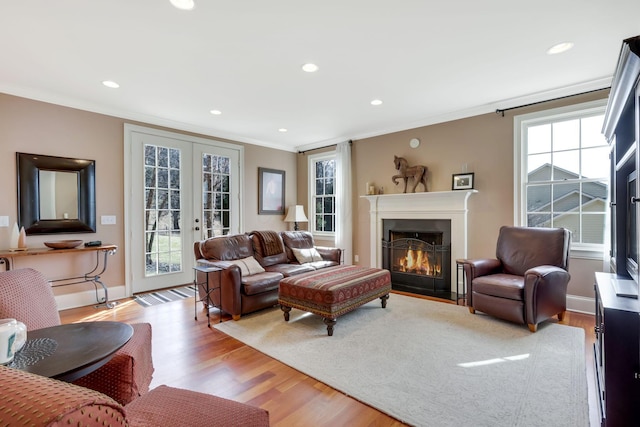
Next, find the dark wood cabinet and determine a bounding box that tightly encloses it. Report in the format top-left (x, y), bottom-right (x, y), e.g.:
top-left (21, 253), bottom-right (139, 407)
top-left (598, 35), bottom-right (640, 427)
top-left (594, 273), bottom-right (640, 426)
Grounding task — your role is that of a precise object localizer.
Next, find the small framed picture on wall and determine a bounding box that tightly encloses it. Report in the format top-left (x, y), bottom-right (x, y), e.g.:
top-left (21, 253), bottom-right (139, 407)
top-left (452, 172), bottom-right (474, 190)
top-left (258, 167), bottom-right (285, 214)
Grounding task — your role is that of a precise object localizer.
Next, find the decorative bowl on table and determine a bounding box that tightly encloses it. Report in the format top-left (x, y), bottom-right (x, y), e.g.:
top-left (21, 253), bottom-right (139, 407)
top-left (44, 240), bottom-right (84, 249)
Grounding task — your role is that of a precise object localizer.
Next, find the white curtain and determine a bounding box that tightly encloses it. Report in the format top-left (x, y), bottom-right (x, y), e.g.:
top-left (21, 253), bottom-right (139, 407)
top-left (335, 141), bottom-right (353, 265)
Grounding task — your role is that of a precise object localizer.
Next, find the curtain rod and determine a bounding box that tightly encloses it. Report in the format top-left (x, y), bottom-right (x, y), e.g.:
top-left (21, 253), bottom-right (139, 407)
top-left (495, 87), bottom-right (609, 117)
top-left (298, 139), bottom-right (352, 154)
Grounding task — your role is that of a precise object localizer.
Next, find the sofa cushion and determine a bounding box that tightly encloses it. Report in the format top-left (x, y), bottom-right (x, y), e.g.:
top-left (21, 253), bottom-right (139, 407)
top-left (125, 385), bottom-right (269, 427)
top-left (264, 263), bottom-right (315, 277)
top-left (292, 247), bottom-right (323, 264)
top-left (281, 230), bottom-right (316, 262)
top-left (472, 273), bottom-right (524, 301)
top-left (241, 271), bottom-right (283, 296)
top-left (229, 256), bottom-right (266, 276)
top-left (196, 234), bottom-right (254, 261)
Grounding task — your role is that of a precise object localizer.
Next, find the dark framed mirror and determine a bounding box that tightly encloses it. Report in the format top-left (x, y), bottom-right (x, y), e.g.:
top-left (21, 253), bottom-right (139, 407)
top-left (17, 152), bottom-right (96, 235)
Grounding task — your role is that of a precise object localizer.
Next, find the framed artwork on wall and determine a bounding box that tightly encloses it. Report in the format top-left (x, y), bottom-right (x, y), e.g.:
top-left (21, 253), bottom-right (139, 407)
top-left (258, 167), bottom-right (285, 214)
top-left (452, 172), bottom-right (474, 190)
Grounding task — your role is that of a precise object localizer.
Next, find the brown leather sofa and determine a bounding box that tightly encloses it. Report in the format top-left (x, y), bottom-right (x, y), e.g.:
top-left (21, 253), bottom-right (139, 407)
top-left (460, 226), bottom-right (571, 332)
top-left (194, 230), bottom-right (341, 320)
top-left (0, 365), bottom-right (269, 426)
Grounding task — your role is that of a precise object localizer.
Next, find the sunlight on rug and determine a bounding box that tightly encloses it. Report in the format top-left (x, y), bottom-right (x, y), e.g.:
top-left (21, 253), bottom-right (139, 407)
top-left (134, 285), bottom-right (194, 307)
top-left (215, 294), bottom-right (588, 427)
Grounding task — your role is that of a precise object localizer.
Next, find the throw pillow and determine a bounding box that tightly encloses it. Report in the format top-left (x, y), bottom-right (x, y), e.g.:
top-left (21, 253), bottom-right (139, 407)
top-left (228, 256), bottom-right (265, 276)
top-left (291, 247), bottom-right (323, 264)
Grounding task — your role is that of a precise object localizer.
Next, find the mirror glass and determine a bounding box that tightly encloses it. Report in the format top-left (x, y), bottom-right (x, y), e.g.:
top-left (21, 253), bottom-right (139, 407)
top-left (17, 152), bottom-right (96, 235)
top-left (38, 170), bottom-right (79, 219)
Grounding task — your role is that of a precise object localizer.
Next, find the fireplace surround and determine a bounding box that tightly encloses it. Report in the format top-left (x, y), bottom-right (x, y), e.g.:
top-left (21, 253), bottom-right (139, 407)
top-left (363, 190), bottom-right (476, 296)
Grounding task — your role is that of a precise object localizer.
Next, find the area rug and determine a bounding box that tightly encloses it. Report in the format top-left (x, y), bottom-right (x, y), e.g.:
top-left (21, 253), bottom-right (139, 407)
top-left (134, 285), bottom-right (194, 307)
top-left (214, 294), bottom-right (588, 427)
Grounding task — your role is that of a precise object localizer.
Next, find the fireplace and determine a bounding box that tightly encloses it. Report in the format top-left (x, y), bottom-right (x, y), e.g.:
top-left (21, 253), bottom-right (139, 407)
top-left (362, 190), bottom-right (476, 298)
top-left (382, 219), bottom-right (452, 298)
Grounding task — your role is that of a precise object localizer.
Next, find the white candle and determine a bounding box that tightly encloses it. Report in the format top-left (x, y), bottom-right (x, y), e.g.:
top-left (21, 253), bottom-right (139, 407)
top-left (10, 223), bottom-right (19, 249)
top-left (18, 227), bottom-right (27, 249)
top-left (366, 182), bottom-right (370, 194)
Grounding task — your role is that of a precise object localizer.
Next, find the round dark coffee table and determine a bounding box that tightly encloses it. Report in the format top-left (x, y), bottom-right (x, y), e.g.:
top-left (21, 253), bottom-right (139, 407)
top-left (13, 321), bottom-right (133, 382)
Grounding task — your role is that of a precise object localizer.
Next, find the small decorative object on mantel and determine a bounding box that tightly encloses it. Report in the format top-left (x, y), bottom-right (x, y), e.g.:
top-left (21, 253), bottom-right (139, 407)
top-left (391, 155), bottom-right (428, 193)
top-left (365, 182), bottom-right (377, 195)
top-left (452, 172), bottom-right (475, 190)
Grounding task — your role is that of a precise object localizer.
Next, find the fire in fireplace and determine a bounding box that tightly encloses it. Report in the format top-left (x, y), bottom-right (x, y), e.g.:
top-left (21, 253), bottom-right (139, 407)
top-left (382, 219), bottom-right (452, 299)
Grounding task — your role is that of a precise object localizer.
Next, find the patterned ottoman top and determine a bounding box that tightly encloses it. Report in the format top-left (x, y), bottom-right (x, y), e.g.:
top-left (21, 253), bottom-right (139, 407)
top-left (279, 266), bottom-right (391, 334)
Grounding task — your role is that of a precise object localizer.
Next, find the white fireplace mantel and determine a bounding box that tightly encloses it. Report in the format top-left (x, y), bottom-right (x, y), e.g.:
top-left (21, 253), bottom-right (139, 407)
top-left (362, 190), bottom-right (477, 292)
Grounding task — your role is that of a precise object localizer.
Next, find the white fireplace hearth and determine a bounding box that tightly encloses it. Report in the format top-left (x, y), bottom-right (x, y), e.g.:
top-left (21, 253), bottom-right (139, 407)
top-left (362, 190), bottom-right (477, 294)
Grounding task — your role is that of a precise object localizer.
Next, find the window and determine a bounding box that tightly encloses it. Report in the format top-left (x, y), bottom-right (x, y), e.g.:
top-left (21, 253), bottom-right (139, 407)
top-left (515, 100), bottom-right (609, 255)
top-left (309, 153), bottom-right (336, 235)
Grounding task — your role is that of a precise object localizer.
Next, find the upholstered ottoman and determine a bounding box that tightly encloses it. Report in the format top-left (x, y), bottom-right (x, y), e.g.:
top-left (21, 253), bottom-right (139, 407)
top-left (278, 265), bottom-right (391, 336)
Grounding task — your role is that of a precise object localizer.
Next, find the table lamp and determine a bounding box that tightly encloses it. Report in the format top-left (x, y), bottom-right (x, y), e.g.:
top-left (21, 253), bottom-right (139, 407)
top-left (284, 205), bottom-right (308, 231)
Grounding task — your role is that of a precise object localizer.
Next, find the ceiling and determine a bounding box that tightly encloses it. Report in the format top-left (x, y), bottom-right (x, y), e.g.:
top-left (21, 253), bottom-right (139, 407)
top-left (1, 1), bottom-right (638, 153)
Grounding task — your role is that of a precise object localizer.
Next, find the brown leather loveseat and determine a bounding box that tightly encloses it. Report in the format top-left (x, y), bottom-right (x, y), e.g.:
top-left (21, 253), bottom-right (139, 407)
top-left (194, 230), bottom-right (341, 320)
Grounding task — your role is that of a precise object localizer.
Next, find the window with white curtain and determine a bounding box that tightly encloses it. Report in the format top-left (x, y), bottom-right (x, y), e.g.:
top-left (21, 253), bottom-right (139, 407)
top-left (308, 152), bottom-right (336, 236)
top-left (514, 99), bottom-right (609, 257)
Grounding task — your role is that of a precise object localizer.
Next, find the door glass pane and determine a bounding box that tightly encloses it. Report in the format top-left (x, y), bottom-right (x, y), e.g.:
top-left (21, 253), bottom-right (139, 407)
top-left (202, 152), bottom-right (231, 237)
top-left (144, 144), bottom-right (182, 276)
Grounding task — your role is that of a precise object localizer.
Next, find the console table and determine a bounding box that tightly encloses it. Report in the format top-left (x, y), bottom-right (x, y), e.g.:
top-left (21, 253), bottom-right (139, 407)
top-left (0, 245), bottom-right (118, 308)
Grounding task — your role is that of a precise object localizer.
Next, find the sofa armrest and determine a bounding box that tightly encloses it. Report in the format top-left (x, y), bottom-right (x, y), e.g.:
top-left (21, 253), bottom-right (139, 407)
top-left (196, 260), bottom-right (243, 318)
top-left (0, 365), bottom-right (126, 426)
top-left (460, 258), bottom-right (502, 281)
top-left (524, 265), bottom-right (570, 325)
top-left (316, 246), bottom-right (342, 264)
top-left (459, 258), bottom-right (502, 307)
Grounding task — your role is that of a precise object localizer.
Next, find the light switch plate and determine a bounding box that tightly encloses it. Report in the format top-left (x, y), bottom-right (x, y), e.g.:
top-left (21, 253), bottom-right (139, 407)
top-left (0, 216), bottom-right (8, 227)
top-left (101, 215), bottom-right (116, 225)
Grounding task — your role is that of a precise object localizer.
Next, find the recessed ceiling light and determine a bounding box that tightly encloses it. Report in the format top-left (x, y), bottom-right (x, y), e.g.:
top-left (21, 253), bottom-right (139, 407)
top-left (278, 128), bottom-right (288, 133)
top-left (102, 80), bottom-right (120, 89)
top-left (210, 109), bottom-right (222, 115)
top-left (370, 99), bottom-right (383, 106)
top-left (170, 0), bottom-right (195, 10)
top-left (302, 63), bottom-right (319, 73)
top-left (546, 42), bottom-right (574, 55)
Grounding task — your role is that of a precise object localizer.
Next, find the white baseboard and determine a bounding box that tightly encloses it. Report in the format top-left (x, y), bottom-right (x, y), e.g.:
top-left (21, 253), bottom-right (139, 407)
top-left (567, 294), bottom-right (595, 315)
top-left (54, 285), bottom-right (127, 310)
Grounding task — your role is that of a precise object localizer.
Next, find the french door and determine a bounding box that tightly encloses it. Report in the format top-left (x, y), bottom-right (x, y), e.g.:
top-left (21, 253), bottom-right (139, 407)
top-left (125, 125), bottom-right (242, 294)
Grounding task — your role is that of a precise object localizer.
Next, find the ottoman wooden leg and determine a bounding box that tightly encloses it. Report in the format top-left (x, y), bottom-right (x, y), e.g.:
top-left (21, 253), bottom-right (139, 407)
top-left (281, 305), bottom-right (291, 321)
top-left (380, 293), bottom-right (389, 308)
top-left (323, 318), bottom-right (337, 336)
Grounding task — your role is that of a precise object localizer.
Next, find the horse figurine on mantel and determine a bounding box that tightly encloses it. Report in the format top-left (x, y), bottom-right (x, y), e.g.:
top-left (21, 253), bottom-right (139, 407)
top-left (392, 155), bottom-right (428, 193)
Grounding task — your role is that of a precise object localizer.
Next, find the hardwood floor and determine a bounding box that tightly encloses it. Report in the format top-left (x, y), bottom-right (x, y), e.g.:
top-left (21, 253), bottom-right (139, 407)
top-left (60, 293), bottom-right (597, 427)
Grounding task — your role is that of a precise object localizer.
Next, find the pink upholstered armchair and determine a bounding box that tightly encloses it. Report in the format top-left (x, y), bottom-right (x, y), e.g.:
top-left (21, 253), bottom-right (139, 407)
top-left (461, 226), bottom-right (571, 332)
top-left (0, 268), bottom-right (153, 404)
top-left (0, 365), bottom-right (270, 426)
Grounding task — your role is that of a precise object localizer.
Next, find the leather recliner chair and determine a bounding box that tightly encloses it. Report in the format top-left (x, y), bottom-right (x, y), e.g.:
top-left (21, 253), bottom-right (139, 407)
top-left (460, 226), bottom-right (571, 332)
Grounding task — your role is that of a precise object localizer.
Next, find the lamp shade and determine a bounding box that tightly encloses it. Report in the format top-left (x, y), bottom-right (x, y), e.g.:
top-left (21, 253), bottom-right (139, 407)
top-left (284, 205), bottom-right (308, 223)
